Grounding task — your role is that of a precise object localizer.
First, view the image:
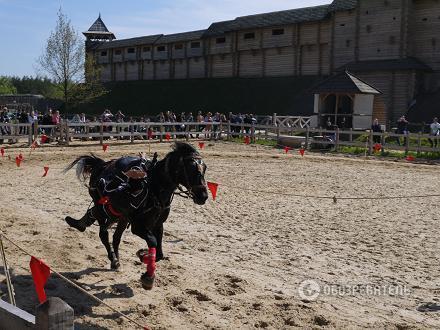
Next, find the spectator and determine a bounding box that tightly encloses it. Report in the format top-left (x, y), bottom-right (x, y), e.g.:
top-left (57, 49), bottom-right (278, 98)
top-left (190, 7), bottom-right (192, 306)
top-left (371, 118), bottom-right (382, 143)
top-left (429, 117), bottom-right (440, 148)
top-left (396, 115), bottom-right (409, 146)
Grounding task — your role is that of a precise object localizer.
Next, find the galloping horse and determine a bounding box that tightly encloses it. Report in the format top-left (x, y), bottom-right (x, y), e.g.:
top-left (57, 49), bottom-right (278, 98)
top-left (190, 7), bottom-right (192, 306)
top-left (64, 142), bottom-right (208, 289)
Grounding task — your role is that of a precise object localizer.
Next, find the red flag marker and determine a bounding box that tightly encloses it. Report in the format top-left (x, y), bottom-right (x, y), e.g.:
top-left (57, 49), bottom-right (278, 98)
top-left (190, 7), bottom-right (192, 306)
top-left (15, 156), bottom-right (22, 167)
top-left (165, 133), bottom-right (171, 141)
top-left (0, 148), bottom-right (4, 157)
top-left (40, 135), bottom-right (48, 144)
top-left (102, 144), bottom-right (108, 152)
top-left (284, 146), bottom-right (291, 154)
top-left (406, 155), bottom-right (415, 162)
top-left (198, 142), bottom-right (205, 149)
top-left (374, 143), bottom-right (382, 153)
top-left (244, 136), bottom-right (250, 145)
top-left (30, 256), bottom-right (51, 303)
top-left (18, 153), bottom-right (23, 160)
top-left (147, 129), bottom-right (154, 140)
top-left (207, 182), bottom-right (219, 201)
top-left (31, 141), bottom-right (38, 150)
top-left (299, 149), bottom-right (305, 157)
top-left (42, 166), bottom-right (49, 177)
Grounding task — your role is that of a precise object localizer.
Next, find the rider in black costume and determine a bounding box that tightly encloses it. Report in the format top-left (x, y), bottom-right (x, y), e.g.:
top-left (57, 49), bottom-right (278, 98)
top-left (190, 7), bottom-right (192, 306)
top-left (66, 154), bottom-right (157, 232)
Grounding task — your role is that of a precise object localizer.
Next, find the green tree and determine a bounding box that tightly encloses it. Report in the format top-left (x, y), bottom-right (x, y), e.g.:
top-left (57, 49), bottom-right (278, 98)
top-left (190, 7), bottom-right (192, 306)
top-left (0, 77), bottom-right (17, 94)
top-left (37, 9), bottom-right (84, 111)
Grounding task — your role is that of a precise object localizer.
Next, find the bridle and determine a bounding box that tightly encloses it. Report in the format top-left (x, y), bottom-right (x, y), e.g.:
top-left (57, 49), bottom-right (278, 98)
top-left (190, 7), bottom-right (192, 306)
top-left (165, 153), bottom-right (207, 199)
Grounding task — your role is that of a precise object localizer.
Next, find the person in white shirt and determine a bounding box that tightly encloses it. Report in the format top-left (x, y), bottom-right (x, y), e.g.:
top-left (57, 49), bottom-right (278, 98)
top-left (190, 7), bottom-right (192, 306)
top-left (429, 117), bottom-right (440, 148)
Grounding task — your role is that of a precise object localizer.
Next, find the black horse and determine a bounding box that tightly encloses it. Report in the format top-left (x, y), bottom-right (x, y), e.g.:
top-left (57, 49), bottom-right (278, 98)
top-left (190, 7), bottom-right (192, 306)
top-left (64, 142), bottom-right (208, 289)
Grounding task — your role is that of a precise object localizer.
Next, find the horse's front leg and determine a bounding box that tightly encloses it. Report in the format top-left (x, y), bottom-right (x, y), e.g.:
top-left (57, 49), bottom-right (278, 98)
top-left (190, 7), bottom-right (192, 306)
top-left (131, 220), bottom-right (157, 290)
top-left (111, 219), bottom-right (128, 269)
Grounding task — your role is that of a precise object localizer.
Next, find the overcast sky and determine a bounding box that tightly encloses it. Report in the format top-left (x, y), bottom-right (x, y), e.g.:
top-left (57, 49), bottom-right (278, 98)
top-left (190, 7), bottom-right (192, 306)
top-left (0, 0), bottom-right (330, 77)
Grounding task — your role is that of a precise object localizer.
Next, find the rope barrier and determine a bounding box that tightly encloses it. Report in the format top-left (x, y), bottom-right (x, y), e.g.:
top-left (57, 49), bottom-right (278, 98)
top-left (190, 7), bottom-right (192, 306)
top-left (219, 184), bottom-right (440, 202)
top-left (0, 229), bottom-right (149, 330)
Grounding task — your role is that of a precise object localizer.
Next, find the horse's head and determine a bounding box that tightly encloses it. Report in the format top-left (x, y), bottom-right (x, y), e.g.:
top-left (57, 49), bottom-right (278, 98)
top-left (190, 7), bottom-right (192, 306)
top-left (167, 142), bottom-right (208, 205)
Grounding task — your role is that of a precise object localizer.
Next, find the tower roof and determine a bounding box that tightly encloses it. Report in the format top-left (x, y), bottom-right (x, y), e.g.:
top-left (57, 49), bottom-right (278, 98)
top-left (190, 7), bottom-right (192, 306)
top-left (83, 14), bottom-right (115, 40)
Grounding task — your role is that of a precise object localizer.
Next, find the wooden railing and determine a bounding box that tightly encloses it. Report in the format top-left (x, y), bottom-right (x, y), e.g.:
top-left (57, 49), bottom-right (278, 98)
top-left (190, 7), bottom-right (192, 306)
top-left (0, 122), bottom-right (439, 155)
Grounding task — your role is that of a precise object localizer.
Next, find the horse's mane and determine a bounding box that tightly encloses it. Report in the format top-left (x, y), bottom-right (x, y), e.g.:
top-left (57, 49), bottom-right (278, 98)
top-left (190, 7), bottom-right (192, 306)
top-left (170, 142), bottom-right (199, 158)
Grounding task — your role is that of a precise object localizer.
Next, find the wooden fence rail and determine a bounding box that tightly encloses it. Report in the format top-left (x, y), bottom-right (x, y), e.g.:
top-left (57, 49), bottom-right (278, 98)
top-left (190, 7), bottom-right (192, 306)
top-left (0, 122), bottom-right (439, 155)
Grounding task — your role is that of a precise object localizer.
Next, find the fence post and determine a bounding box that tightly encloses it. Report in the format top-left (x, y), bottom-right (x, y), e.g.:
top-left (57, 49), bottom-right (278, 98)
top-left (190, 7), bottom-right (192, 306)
top-left (227, 121), bottom-right (231, 141)
top-left (305, 126), bottom-right (310, 149)
top-left (417, 132), bottom-right (422, 156)
top-left (99, 123), bottom-right (104, 145)
top-left (28, 124), bottom-right (33, 146)
top-left (65, 122), bottom-right (70, 146)
top-left (276, 125), bottom-right (280, 142)
top-left (35, 297), bottom-right (74, 330)
top-left (160, 125), bottom-right (164, 142)
top-left (272, 113), bottom-right (277, 127)
top-left (405, 132), bottom-right (410, 155)
top-left (130, 122), bottom-right (134, 144)
top-left (349, 128), bottom-right (353, 142)
top-left (185, 123), bottom-right (190, 142)
top-left (335, 128), bottom-right (340, 152)
top-left (251, 124), bottom-right (255, 143)
top-left (368, 130), bottom-right (373, 155)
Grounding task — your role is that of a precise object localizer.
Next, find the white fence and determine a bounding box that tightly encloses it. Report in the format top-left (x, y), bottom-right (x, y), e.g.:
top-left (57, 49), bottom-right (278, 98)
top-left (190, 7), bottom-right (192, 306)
top-left (0, 121), bottom-right (439, 155)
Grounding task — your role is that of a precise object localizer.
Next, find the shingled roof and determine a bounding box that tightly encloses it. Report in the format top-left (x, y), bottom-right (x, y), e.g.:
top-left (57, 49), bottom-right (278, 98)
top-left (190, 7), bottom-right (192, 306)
top-left (204, 20), bottom-right (241, 37)
top-left (156, 30), bottom-right (206, 44)
top-left (234, 5), bottom-right (330, 30)
top-left (83, 15), bottom-right (116, 40)
top-left (94, 35), bottom-right (163, 50)
top-left (337, 57), bottom-right (432, 72)
top-left (328, 0), bottom-right (358, 12)
top-left (312, 71), bottom-right (381, 94)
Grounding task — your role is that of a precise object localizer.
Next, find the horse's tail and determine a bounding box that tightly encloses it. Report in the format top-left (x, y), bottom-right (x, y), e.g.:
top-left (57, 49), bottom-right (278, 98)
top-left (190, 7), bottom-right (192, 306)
top-left (64, 154), bottom-right (106, 182)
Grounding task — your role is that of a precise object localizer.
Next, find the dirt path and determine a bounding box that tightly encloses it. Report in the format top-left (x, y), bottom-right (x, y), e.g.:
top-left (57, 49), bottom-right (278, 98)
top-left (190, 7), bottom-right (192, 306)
top-left (0, 141), bottom-right (439, 329)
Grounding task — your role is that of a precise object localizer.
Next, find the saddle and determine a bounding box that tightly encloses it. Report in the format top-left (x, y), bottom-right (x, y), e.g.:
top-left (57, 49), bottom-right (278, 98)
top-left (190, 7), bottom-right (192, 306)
top-left (92, 156), bottom-right (154, 221)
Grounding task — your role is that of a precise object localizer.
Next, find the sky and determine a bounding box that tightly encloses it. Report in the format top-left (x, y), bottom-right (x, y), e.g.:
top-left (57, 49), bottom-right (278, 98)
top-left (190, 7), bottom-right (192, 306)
top-left (0, 0), bottom-right (330, 77)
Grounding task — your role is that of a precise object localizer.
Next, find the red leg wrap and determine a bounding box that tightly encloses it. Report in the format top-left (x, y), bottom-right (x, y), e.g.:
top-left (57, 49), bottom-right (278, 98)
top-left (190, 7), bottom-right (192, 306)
top-left (142, 247), bottom-right (156, 277)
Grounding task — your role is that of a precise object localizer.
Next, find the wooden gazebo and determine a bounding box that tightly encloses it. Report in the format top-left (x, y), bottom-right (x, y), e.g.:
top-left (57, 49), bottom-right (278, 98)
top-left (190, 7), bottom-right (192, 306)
top-left (310, 71), bottom-right (382, 130)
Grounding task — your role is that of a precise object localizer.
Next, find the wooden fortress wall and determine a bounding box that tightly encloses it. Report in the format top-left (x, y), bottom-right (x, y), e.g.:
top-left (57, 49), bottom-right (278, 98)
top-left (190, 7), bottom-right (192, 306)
top-left (89, 0), bottom-right (440, 122)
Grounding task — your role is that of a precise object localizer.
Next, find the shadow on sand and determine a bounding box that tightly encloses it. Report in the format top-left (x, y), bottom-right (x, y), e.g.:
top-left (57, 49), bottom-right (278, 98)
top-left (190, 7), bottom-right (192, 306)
top-left (0, 266), bottom-right (136, 327)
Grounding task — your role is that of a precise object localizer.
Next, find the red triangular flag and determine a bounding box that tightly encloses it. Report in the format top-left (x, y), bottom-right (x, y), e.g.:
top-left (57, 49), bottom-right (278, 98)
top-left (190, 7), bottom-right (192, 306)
top-left (299, 149), bottom-right (305, 157)
top-left (40, 135), bottom-right (48, 144)
top-left (29, 256), bottom-right (51, 303)
top-left (18, 153), bottom-right (23, 160)
top-left (102, 144), bottom-right (108, 152)
top-left (284, 146), bottom-right (291, 154)
top-left (406, 155), bottom-right (415, 162)
top-left (198, 142), bottom-right (205, 149)
top-left (374, 143), bottom-right (382, 153)
top-left (42, 166), bottom-right (49, 177)
top-left (244, 136), bottom-right (250, 145)
top-left (15, 156), bottom-right (22, 167)
top-left (207, 182), bottom-right (219, 201)
top-left (165, 133), bottom-right (171, 141)
top-left (0, 148), bottom-right (4, 157)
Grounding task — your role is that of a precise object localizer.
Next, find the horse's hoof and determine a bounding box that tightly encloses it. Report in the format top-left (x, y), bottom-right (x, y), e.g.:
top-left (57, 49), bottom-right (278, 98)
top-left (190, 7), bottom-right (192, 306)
top-left (140, 273), bottom-right (155, 290)
top-left (65, 217), bottom-right (86, 232)
top-left (111, 260), bottom-right (120, 270)
top-left (136, 249), bottom-right (148, 263)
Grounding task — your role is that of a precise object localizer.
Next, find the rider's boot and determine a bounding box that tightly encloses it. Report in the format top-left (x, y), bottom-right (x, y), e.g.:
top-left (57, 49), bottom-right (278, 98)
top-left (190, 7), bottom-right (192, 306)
top-left (65, 208), bottom-right (97, 232)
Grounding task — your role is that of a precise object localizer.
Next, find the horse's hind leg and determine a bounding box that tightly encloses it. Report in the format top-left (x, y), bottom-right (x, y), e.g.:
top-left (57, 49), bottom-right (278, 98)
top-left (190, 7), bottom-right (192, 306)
top-left (111, 219), bottom-right (128, 269)
top-left (96, 216), bottom-right (118, 270)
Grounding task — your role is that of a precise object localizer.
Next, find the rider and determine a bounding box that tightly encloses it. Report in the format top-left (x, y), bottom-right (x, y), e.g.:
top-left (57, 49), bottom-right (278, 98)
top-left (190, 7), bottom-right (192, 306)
top-left (66, 153), bottom-right (157, 232)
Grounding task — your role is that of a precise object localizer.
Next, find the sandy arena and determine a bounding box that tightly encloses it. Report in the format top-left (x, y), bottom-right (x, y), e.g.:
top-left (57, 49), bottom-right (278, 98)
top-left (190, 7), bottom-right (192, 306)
top-left (0, 141), bottom-right (439, 329)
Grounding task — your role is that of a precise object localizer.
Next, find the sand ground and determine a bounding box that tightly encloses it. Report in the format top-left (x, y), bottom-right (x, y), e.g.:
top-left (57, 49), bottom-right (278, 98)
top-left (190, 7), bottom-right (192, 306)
top-left (0, 140), bottom-right (439, 329)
